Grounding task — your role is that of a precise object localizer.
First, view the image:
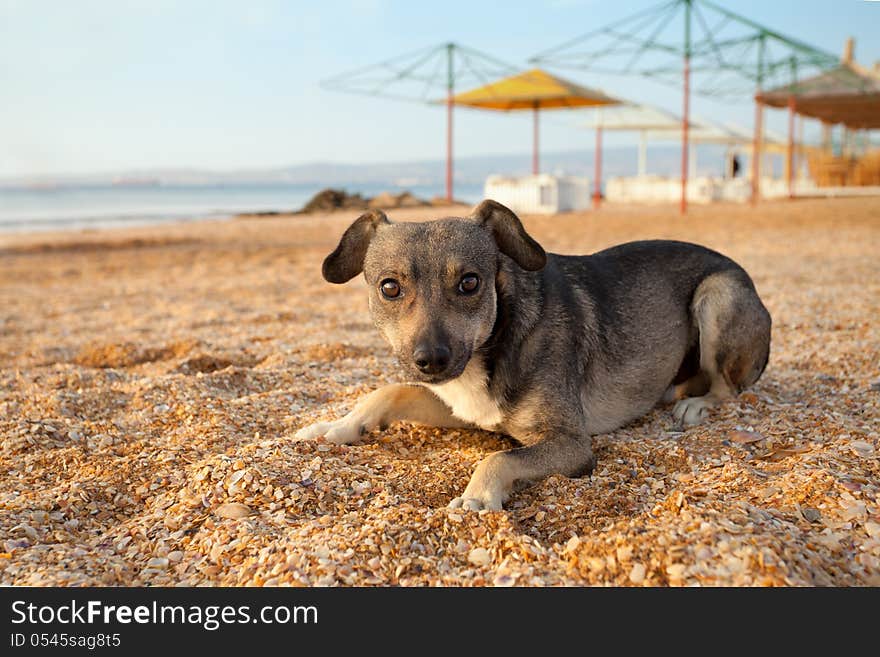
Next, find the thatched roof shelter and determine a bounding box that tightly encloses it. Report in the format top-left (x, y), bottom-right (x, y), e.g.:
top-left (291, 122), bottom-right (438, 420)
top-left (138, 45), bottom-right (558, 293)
top-left (757, 43), bottom-right (880, 129)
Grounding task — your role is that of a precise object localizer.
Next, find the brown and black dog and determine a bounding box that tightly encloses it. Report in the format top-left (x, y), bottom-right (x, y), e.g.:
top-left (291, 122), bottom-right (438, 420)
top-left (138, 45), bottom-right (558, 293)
top-left (296, 200), bottom-right (771, 510)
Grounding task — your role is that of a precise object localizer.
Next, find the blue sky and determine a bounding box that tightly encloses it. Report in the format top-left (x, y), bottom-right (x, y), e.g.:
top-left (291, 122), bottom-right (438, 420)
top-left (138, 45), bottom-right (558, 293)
top-left (1, 0), bottom-right (878, 177)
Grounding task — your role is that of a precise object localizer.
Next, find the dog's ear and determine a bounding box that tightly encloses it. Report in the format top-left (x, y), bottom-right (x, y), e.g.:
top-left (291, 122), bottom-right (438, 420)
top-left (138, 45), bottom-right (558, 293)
top-left (322, 209), bottom-right (391, 283)
top-left (468, 200), bottom-right (546, 271)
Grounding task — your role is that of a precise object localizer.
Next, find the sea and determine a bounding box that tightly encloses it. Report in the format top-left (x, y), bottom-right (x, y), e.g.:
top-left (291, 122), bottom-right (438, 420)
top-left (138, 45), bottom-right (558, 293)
top-left (0, 182), bottom-right (487, 234)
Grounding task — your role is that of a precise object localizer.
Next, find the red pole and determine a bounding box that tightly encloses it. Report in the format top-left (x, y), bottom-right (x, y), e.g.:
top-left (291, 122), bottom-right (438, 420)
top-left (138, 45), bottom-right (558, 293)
top-left (532, 103), bottom-right (539, 175)
top-left (787, 96), bottom-right (795, 199)
top-left (681, 54), bottom-right (690, 214)
top-left (681, 0), bottom-right (691, 215)
top-left (797, 114), bottom-right (803, 180)
top-left (751, 99), bottom-right (763, 205)
top-left (445, 43), bottom-right (454, 203)
top-left (593, 125), bottom-right (602, 209)
top-left (446, 93), bottom-right (453, 202)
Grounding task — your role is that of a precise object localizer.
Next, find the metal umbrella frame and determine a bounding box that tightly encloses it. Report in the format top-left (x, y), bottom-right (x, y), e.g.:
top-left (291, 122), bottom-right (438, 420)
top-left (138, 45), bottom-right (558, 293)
top-left (322, 42), bottom-right (518, 202)
top-left (530, 0), bottom-right (841, 212)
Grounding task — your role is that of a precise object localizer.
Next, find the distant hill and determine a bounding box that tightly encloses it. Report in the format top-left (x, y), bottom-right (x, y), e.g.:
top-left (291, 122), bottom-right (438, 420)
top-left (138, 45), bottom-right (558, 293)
top-left (1, 144), bottom-right (728, 189)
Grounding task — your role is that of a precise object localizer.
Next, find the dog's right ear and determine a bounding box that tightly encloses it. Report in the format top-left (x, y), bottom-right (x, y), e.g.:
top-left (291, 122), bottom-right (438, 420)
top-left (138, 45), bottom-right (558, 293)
top-left (468, 200), bottom-right (546, 271)
top-left (322, 209), bottom-right (391, 283)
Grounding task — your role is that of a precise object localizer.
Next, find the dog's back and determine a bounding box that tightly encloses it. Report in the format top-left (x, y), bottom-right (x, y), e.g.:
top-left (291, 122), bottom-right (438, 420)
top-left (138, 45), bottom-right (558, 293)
top-left (494, 240), bottom-right (769, 435)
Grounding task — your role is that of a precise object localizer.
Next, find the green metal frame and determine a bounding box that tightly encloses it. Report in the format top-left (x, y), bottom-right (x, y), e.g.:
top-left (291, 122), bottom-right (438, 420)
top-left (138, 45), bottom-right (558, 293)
top-left (320, 42), bottom-right (517, 104)
top-left (529, 0), bottom-right (842, 98)
top-left (320, 42), bottom-right (519, 202)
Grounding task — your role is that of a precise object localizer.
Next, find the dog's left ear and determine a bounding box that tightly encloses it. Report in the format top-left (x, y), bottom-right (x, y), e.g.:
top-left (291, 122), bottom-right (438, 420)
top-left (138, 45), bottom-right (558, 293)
top-left (468, 200), bottom-right (546, 271)
top-left (322, 209), bottom-right (391, 283)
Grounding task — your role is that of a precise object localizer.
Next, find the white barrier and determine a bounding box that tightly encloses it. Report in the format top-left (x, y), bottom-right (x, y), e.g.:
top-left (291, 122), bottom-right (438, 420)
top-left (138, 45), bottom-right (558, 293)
top-left (605, 176), bottom-right (758, 204)
top-left (484, 174), bottom-right (590, 215)
top-left (485, 175), bottom-right (863, 209)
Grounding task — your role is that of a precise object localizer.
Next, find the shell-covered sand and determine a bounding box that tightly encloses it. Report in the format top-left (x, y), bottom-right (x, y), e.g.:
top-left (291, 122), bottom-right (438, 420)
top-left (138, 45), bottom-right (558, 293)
top-left (1, 198), bottom-right (878, 586)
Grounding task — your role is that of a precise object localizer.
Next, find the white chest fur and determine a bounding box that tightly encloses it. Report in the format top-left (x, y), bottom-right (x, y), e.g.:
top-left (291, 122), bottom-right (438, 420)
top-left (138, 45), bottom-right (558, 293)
top-left (426, 358), bottom-right (504, 430)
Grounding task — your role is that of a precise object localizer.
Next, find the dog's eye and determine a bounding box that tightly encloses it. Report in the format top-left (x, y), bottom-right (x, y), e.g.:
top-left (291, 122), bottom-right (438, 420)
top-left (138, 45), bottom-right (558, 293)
top-left (380, 278), bottom-right (401, 299)
top-left (458, 274), bottom-right (480, 295)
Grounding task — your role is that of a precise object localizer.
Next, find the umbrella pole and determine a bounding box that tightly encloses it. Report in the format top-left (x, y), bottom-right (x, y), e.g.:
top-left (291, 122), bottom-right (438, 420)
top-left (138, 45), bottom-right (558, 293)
top-left (680, 0), bottom-right (691, 215)
top-left (638, 130), bottom-right (647, 177)
top-left (796, 114), bottom-right (803, 180)
top-left (751, 35), bottom-right (766, 206)
top-left (533, 102), bottom-right (539, 175)
top-left (787, 97), bottom-right (795, 200)
top-left (787, 57), bottom-right (797, 200)
top-left (689, 141), bottom-right (696, 179)
top-left (446, 98), bottom-right (453, 202)
top-left (681, 64), bottom-right (689, 215)
top-left (593, 125), bottom-right (603, 210)
top-left (446, 43), bottom-right (454, 203)
top-left (751, 100), bottom-right (763, 205)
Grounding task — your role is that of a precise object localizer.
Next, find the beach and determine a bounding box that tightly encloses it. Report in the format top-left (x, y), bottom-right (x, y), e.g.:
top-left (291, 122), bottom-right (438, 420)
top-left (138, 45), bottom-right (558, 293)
top-left (1, 197), bottom-right (878, 586)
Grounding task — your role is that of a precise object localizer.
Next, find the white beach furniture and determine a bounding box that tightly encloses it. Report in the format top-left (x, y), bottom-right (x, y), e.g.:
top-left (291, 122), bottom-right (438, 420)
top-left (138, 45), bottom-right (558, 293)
top-left (484, 174), bottom-right (590, 215)
top-left (600, 115), bottom-right (792, 204)
top-left (605, 176), bottom-right (754, 204)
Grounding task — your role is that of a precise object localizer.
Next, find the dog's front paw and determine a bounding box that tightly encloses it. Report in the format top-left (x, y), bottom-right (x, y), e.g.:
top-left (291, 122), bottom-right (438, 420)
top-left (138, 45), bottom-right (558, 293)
top-left (447, 494), bottom-right (503, 512)
top-left (672, 396), bottom-right (714, 428)
top-left (448, 457), bottom-right (507, 511)
top-left (293, 415), bottom-right (366, 445)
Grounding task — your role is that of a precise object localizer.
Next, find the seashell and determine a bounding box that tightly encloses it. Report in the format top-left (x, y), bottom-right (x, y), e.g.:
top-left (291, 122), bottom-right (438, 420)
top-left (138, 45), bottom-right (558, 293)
top-left (468, 547), bottom-right (491, 567)
top-left (215, 502), bottom-right (252, 519)
top-left (629, 563), bottom-right (646, 584)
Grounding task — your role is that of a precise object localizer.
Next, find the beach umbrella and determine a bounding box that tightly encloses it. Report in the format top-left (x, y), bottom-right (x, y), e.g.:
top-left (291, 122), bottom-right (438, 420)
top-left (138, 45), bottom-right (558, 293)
top-left (450, 68), bottom-right (620, 178)
top-left (585, 103), bottom-right (687, 207)
top-left (590, 104), bottom-right (686, 177)
top-left (586, 103), bottom-right (687, 182)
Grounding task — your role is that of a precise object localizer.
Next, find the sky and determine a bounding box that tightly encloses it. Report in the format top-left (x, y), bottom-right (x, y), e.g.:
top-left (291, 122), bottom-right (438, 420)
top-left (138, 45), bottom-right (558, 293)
top-left (1, 0), bottom-right (878, 178)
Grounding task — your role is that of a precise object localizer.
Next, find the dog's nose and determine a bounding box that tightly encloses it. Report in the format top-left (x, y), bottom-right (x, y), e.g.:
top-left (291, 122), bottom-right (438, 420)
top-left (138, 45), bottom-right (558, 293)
top-left (413, 344), bottom-right (451, 374)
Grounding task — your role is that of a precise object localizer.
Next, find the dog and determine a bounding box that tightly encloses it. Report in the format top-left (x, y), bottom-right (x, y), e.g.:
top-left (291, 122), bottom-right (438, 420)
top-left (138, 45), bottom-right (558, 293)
top-left (294, 200), bottom-right (771, 511)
